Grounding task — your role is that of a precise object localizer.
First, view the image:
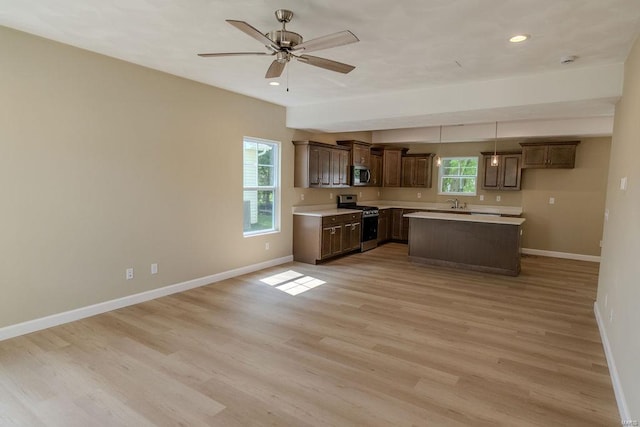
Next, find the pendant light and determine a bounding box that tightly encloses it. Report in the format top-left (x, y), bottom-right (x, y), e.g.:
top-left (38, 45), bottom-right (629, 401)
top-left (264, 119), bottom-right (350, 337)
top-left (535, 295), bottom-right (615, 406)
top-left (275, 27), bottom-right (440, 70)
top-left (435, 125), bottom-right (442, 167)
top-left (491, 121), bottom-right (499, 167)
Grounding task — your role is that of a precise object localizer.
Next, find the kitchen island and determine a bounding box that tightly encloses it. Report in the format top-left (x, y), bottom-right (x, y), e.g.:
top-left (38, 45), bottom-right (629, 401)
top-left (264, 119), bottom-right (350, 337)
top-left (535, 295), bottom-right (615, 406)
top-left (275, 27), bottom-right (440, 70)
top-left (405, 212), bottom-right (526, 276)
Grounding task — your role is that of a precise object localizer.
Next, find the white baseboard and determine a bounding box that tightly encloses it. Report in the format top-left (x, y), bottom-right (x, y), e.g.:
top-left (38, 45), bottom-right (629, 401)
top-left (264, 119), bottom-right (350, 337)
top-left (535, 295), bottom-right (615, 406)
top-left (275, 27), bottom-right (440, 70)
top-left (0, 255), bottom-right (293, 342)
top-left (594, 302), bottom-right (630, 421)
top-left (521, 248), bottom-right (600, 263)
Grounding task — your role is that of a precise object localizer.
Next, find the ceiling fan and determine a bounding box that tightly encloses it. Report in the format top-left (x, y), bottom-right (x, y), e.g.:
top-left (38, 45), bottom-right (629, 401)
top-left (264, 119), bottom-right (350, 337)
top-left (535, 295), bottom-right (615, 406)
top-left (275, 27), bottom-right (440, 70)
top-left (198, 9), bottom-right (359, 79)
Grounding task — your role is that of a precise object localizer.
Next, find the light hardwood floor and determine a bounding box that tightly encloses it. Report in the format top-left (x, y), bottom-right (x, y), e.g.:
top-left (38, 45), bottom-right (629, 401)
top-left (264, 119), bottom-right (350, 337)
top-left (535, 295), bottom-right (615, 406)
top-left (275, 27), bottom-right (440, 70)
top-left (0, 243), bottom-right (619, 426)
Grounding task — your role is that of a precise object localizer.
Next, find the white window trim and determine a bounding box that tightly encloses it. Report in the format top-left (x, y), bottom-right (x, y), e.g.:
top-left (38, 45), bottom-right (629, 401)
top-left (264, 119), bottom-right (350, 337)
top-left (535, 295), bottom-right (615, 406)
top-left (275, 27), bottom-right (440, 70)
top-left (243, 137), bottom-right (281, 237)
top-left (437, 156), bottom-right (479, 196)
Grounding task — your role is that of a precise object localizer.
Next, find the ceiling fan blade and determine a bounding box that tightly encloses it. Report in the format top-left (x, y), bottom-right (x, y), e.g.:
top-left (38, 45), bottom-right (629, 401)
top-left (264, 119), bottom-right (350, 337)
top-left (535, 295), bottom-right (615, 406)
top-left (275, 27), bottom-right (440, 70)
top-left (292, 30), bottom-right (359, 53)
top-left (265, 60), bottom-right (286, 78)
top-left (226, 20), bottom-right (278, 49)
top-left (297, 55), bottom-right (355, 74)
top-left (198, 52), bottom-right (271, 57)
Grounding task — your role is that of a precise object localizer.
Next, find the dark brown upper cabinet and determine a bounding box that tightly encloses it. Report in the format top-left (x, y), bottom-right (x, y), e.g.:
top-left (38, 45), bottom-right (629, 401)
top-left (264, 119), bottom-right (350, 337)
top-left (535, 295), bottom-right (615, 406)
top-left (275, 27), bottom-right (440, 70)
top-left (370, 151), bottom-right (383, 187)
top-left (520, 141), bottom-right (580, 169)
top-left (337, 140), bottom-right (372, 168)
top-left (293, 140), bottom-right (350, 188)
top-left (401, 153), bottom-right (435, 188)
top-left (382, 148), bottom-right (407, 187)
top-left (481, 151), bottom-right (522, 191)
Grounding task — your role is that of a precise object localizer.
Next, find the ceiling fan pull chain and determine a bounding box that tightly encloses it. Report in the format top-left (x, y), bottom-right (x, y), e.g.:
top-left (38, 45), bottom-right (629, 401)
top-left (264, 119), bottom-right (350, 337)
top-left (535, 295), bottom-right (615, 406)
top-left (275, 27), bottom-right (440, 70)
top-left (287, 65), bottom-right (290, 92)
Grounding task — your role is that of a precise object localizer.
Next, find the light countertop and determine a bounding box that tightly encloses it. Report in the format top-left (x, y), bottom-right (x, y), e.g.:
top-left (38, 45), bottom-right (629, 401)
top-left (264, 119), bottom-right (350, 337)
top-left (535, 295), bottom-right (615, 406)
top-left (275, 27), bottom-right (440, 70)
top-left (372, 201), bottom-right (522, 216)
top-left (404, 211), bottom-right (526, 226)
top-left (293, 208), bottom-right (362, 217)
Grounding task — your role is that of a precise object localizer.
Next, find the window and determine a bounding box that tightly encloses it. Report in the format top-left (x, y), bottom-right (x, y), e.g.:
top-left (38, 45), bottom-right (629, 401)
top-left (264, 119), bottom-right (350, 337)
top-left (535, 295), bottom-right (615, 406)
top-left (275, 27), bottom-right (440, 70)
top-left (438, 157), bottom-right (478, 195)
top-left (243, 137), bottom-right (280, 236)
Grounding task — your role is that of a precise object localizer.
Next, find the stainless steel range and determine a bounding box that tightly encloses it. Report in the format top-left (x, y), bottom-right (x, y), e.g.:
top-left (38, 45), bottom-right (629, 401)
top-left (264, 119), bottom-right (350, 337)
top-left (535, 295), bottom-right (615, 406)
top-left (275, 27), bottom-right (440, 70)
top-left (337, 194), bottom-right (379, 252)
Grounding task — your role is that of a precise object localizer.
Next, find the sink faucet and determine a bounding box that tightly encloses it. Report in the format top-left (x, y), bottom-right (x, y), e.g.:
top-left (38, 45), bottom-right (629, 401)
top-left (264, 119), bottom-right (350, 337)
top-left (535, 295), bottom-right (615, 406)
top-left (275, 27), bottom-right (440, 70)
top-left (446, 198), bottom-right (459, 209)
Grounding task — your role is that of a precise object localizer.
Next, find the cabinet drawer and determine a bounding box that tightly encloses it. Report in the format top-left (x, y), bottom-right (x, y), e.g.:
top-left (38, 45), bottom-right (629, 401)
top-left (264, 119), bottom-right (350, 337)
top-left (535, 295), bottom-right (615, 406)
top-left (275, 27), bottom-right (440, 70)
top-left (323, 212), bottom-right (360, 226)
top-left (322, 215), bottom-right (341, 226)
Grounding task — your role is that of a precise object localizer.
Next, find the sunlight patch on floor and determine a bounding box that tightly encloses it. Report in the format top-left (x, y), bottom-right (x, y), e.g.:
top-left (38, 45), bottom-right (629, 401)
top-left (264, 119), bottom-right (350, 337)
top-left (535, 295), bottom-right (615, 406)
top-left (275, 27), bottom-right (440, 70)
top-left (260, 270), bottom-right (327, 295)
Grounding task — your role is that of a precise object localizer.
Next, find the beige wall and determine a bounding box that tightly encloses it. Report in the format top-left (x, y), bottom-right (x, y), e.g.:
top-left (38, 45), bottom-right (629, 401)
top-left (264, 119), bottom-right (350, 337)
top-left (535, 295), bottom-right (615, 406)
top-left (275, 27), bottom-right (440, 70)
top-left (597, 35), bottom-right (640, 418)
top-left (0, 27), bottom-right (296, 328)
top-left (380, 138), bottom-right (610, 256)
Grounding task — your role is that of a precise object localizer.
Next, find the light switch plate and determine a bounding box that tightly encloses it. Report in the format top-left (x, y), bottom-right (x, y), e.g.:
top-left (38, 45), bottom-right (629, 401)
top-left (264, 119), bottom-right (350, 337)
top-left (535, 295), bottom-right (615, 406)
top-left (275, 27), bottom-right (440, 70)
top-left (479, 195), bottom-right (484, 201)
top-left (549, 197), bottom-right (555, 205)
top-left (620, 177), bottom-right (628, 191)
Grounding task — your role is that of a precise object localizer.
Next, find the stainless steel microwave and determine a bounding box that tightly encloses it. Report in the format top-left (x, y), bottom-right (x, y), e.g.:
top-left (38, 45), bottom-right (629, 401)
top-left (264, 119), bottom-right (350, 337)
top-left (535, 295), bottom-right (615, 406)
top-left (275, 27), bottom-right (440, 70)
top-left (351, 166), bottom-right (371, 186)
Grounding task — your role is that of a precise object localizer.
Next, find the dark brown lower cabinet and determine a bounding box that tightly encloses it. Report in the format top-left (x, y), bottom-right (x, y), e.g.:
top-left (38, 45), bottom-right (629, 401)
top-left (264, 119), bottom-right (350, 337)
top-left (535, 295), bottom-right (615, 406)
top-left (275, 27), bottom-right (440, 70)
top-left (321, 224), bottom-right (343, 258)
top-left (390, 208), bottom-right (423, 242)
top-left (377, 209), bottom-right (391, 243)
top-left (342, 221), bottom-right (362, 252)
top-left (391, 208), bottom-right (404, 240)
top-left (294, 212), bottom-right (362, 264)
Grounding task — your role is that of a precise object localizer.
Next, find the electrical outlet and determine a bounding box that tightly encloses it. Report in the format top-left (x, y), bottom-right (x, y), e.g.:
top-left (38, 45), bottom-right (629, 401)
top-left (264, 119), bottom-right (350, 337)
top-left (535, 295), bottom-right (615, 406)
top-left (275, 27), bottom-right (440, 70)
top-left (300, 194), bottom-right (305, 201)
top-left (479, 195), bottom-right (484, 201)
top-left (151, 263), bottom-right (158, 274)
top-left (496, 195), bottom-right (501, 202)
top-left (265, 242), bottom-right (270, 250)
top-left (549, 197), bottom-right (555, 205)
top-left (126, 268), bottom-right (134, 280)
top-left (417, 192), bottom-right (422, 199)
top-left (329, 192), bottom-right (333, 200)
top-left (359, 191), bottom-right (362, 197)
top-left (377, 191), bottom-right (380, 197)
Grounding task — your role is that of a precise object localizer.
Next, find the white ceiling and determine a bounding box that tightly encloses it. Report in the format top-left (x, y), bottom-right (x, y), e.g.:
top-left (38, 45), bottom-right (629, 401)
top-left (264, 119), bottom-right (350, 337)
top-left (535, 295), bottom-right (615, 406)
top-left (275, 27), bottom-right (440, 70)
top-left (1, 0), bottom-right (640, 133)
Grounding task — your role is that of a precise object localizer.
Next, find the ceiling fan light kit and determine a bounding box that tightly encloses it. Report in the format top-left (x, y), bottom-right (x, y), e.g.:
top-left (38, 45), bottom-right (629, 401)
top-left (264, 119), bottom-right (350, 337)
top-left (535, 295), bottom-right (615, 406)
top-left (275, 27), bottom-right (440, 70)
top-left (198, 9), bottom-right (359, 79)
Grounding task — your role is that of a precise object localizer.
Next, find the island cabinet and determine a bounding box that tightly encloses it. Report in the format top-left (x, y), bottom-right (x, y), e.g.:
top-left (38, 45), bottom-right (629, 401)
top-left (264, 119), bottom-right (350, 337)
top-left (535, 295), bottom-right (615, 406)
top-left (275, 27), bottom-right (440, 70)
top-left (293, 140), bottom-right (350, 188)
top-left (377, 208), bottom-right (391, 243)
top-left (382, 148), bottom-right (408, 187)
top-left (294, 212), bottom-right (362, 264)
top-left (337, 140), bottom-right (371, 168)
top-left (406, 212), bottom-right (525, 276)
top-left (520, 141), bottom-right (580, 169)
top-left (370, 152), bottom-right (383, 187)
top-left (481, 151), bottom-right (522, 191)
top-left (401, 154), bottom-right (434, 188)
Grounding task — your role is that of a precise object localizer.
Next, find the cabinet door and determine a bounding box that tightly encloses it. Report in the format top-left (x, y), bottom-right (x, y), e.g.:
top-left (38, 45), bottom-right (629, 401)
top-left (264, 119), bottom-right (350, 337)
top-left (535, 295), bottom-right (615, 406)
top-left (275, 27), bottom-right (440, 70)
top-left (350, 222), bottom-right (361, 251)
top-left (546, 145), bottom-right (576, 168)
top-left (319, 148), bottom-right (331, 186)
top-left (370, 154), bottom-right (383, 187)
top-left (377, 214), bottom-right (389, 243)
top-left (321, 226), bottom-right (333, 258)
top-left (501, 154), bottom-right (522, 190)
top-left (482, 155), bottom-right (500, 189)
top-left (391, 209), bottom-right (403, 239)
top-left (401, 157), bottom-right (415, 187)
top-left (331, 225), bottom-right (343, 255)
top-left (340, 150), bottom-right (350, 185)
top-left (353, 145), bottom-right (370, 167)
top-left (383, 150), bottom-right (402, 187)
top-left (522, 145), bottom-right (547, 168)
top-left (414, 156), bottom-right (432, 187)
top-left (309, 147), bottom-right (321, 186)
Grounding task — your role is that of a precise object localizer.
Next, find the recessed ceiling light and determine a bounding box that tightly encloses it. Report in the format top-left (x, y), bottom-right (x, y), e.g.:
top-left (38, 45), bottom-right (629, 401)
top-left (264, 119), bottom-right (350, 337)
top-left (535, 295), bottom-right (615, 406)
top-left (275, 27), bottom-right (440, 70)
top-left (509, 34), bottom-right (529, 43)
top-left (269, 81), bottom-right (280, 86)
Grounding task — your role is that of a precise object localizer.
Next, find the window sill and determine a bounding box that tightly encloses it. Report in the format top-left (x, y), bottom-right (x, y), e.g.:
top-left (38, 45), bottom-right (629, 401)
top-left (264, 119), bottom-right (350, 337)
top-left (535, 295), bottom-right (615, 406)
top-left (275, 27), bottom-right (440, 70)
top-left (243, 229), bottom-right (281, 238)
